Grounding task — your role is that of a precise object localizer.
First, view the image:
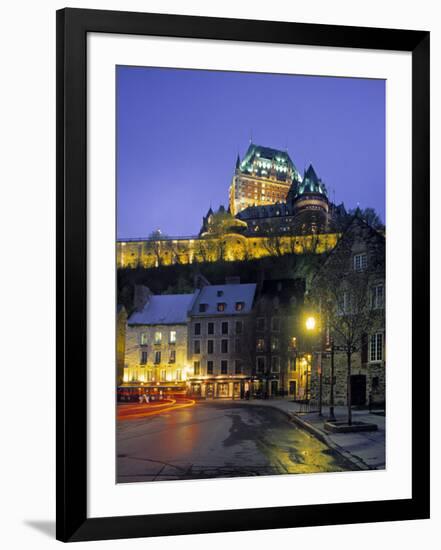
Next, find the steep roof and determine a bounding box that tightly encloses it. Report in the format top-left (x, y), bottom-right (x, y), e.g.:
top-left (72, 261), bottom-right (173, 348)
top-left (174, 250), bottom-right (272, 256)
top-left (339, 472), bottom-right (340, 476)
top-left (238, 143), bottom-right (300, 182)
top-left (291, 164), bottom-right (328, 198)
top-left (189, 283), bottom-right (257, 316)
top-left (128, 293), bottom-right (195, 325)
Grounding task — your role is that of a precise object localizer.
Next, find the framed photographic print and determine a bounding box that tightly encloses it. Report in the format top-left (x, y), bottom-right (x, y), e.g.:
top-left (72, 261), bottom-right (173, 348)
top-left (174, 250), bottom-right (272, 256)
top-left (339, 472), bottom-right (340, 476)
top-left (56, 8), bottom-right (430, 542)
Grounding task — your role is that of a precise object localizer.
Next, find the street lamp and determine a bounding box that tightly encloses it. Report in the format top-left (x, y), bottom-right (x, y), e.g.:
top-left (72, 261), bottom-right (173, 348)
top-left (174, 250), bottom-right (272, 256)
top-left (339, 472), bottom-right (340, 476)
top-left (305, 316), bottom-right (317, 403)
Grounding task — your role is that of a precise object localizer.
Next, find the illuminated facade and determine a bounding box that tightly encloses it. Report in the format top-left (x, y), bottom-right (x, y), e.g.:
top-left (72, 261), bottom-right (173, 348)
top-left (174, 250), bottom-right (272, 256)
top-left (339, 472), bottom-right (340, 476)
top-left (123, 293), bottom-right (195, 393)
top-left (229, 144), bottom-right (301, 215)
top-left (116, 232), bottom-right (339, 269)
top-left (186, 281), bottom-right (257, 399)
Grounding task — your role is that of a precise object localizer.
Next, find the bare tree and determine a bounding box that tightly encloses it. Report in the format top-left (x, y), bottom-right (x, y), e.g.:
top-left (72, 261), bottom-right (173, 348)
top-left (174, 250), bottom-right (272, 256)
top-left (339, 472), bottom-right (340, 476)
top-left (309, 233), bottom-right (383, 424)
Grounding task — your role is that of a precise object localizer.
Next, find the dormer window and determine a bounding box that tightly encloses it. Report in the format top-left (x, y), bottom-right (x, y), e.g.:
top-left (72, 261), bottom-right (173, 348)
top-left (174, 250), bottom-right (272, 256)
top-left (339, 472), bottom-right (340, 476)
top-left (217, 290), bottom-right (224, 297)
top-left (199, 303), bottom-right (207, 313)
top-left (235, 301), bottom-right (245, 311)
top-left (217, 302), bottom-right (226, 312)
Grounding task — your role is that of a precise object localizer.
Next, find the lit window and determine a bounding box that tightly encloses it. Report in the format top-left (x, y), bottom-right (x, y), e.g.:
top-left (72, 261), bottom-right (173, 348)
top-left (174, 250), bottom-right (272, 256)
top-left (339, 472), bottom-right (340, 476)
top-left (235, 301), bottom-right (245, 311)
top-left (217, 303), bottom-right (226, 312)
top-left (353, 253), bottom-right (368, 271)
top-left (271, 338), bottom-right (280, 351)
top-left (193, 361), bottom-right (200, 375)
top-left (175, 369), bottom-right (182, 381)
top-left (256, 338), bottom-right (265, 352)
top-left (169, 350), bottom-right (176, 363)
top-left (140, 332), bottom-right (148, 345)
top-left (369, 333), bottom-right (384, 362)
top-left (160, 369), bottom-right (166, 381)
top-left (169, 330), bottom-right (176, 343)
top-left (154, 332), bottom-right (162, 344)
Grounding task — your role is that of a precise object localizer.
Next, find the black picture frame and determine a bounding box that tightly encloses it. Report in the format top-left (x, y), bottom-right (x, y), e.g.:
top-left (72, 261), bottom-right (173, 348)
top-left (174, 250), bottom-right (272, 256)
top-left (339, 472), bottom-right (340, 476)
top-left (56, 8), bottom-right (430, 543)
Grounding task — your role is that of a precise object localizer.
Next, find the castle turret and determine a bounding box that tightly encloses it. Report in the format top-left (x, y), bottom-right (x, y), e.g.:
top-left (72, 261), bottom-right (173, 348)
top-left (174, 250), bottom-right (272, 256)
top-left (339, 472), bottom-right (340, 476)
top-left (287, 164), bottom-right (329, 234)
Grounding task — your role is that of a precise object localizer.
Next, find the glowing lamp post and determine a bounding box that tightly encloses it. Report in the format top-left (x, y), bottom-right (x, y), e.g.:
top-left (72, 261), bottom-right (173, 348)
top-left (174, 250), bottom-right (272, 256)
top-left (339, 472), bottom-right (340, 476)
top-left (304, 316), bottom-right (317, 402)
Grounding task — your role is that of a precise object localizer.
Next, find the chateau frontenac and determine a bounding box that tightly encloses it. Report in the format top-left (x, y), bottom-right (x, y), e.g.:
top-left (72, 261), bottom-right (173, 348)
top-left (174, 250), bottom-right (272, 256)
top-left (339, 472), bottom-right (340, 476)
top-left (117, 143), bottom-right (351, 269)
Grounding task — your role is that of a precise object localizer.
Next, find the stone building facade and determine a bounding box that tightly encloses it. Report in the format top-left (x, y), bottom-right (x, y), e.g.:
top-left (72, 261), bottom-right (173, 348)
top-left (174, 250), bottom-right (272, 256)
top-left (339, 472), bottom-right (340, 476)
top-left (229, 144), bottom-right (301, 215)
top-left (309, 215), bottom-right (386, 407)
top-left (123, 293), bottom-right (195, 394)
top-left (186, 281), bottom-right (257, 399)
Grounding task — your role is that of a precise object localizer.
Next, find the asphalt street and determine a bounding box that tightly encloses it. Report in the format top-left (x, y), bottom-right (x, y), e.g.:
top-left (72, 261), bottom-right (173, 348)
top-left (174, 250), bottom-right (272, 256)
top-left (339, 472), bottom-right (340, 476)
top-left (117, 401), bottom-right (356, 483)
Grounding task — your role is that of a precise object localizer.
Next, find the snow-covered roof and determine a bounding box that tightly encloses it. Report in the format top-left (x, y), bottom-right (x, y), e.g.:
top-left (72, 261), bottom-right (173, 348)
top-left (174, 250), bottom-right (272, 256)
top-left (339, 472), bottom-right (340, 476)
top-left (128, 293), bottom-right (195, 325)
top-left (189, 284), bottom-right (256, 317)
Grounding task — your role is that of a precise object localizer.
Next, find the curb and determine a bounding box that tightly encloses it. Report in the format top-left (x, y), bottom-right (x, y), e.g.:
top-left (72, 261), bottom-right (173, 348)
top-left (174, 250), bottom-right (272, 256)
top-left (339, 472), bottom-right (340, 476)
top-left (289, 413), bottom-right (373, 471)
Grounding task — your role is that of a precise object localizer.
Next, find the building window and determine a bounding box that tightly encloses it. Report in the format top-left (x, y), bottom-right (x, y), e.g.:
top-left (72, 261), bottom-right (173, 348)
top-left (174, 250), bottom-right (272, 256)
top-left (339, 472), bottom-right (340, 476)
top-left (146, 370), bottom-right (152, 382)
top-left (221, 360), bottom-right (228, 375)
top-left (256, 356), bottom-right (265, 373)
top-left (256, 317), bottom-right (265, 331)
top-left (235, 301), bottom-right (245, 311)
top-left (235, 360), bottom-right (242, 374)
top-left (271, 356), bottom-right (280, 372)
top-left (140, 350), bottom-right (148, 364)
top-left (271, 317), bottom-right (280, 332)
top-left (168, 330), bottom-right (176, 344)
top-left (235, 338), bottom-right (242, 353)
top-left (208, 322), bottom-right (214, 335)
top-left (194, 323), bottom-right (201, 336)
top-left (271, 337), bottom-right (279, 351)
top-left (160, 369), bottom-right (166, 381)
top-left (175, 369), bottom-right (182, 381)
top-left (217, 290), bottom-right (224, 297)
top-left (193, 361), bottom-right (200, 375)
top-left (154, 331), bottom-right (162, 344)
top-left (207, 339), bottom-right (214, 354)
top-left (140, 332), bottom-right (148, 345)
top-left (199, 303), bottom-right (207, 313)
top-left (221, 321), bottom-right (229, 335)
top-left (256, 338), bottom-right (265, 352)
top-left (169, 350), bottom-right (176, 363)
top-left (371, 284), bottom-right (384, 309)
top-left (369, 333), bottom-right (384, 362)
top-left (194, 340), bottom-right (201, 354)
top-left (235, 321), bottom-right (243, 334)
top-left (221, 339), bottom-right (228, 353)
top-left (290, 358), bottom-right (297, 371)
top-left (217, 302), bottom-right (226, 312)
top-left (353, 253), bottom-right (368, 271)
top-left (207, 361), bottom-right (214, 375)
top-left (154, 351), bottom-right (161, 364)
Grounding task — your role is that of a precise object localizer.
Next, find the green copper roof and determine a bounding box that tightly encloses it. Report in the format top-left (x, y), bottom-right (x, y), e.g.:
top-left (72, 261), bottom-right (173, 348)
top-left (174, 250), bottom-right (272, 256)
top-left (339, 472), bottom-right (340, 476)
top-left (292, 164), bottom-right (328, 198)
top-left (238, 143), bottom-right (300, 182)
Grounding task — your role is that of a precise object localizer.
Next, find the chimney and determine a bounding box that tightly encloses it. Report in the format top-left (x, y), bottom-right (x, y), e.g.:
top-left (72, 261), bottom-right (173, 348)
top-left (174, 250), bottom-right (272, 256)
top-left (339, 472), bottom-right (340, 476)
top-left (225, 276), bottom-right (240, 285)
top-left (133, 285), bottom-right (152, 312)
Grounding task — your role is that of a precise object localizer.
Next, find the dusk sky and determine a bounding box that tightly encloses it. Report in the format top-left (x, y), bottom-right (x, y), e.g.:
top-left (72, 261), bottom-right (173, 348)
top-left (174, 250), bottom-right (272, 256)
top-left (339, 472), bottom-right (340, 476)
top-left (117, 66), bottom-right (385, 239)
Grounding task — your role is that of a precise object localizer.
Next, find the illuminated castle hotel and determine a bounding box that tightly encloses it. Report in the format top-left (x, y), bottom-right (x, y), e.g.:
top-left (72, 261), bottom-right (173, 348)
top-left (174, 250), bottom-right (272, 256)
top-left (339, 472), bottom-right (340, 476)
top-left (117, 143), bottom-right (348, 269)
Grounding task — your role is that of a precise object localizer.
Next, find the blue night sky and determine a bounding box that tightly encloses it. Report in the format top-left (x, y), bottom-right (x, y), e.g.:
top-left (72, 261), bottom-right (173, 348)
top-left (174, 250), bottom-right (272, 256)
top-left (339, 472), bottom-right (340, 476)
top-left (117, 66), bottom-right (385, 239)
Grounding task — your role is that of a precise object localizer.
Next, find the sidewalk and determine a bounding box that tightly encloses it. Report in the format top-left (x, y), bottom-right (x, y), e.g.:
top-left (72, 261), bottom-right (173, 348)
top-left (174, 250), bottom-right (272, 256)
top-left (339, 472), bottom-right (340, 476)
top-left (236, 399), bottom-right (386, 471)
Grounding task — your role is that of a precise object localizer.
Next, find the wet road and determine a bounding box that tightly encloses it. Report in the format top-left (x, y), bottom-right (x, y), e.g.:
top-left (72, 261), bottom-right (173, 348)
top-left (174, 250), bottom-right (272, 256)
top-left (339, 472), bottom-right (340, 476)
top-left (117, 401), bottom-right (356, 483)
